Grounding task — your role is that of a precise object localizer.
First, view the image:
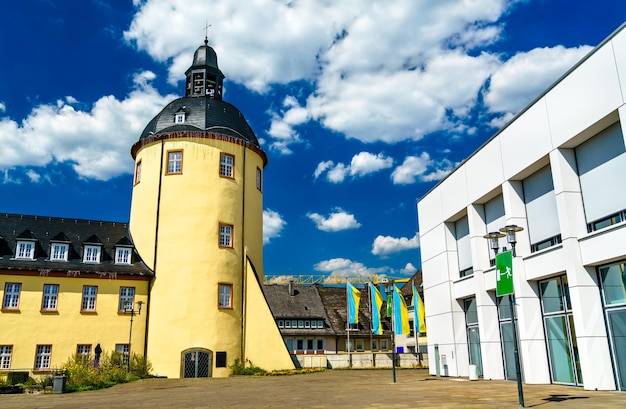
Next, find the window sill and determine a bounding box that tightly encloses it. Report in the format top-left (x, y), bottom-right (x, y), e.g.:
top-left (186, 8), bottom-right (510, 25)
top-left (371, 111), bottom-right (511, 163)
top-left (40, 310), bottom-right (59, 314)
top-left (80, 310), bottom-right (98, 315)
top-left (1, 308), bottom-right (20, 313)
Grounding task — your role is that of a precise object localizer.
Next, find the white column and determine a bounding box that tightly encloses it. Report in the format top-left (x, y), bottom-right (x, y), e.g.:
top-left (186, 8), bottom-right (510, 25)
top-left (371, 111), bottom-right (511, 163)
top-left (502, 180), bottom-right (551, 384)
top-left (550, 148), bottom-right (615, 390)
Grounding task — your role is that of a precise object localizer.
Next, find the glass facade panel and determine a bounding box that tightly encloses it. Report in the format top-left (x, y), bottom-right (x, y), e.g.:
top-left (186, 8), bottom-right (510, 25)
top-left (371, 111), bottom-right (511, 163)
top-left (607, 310), bottom-right (626, 390)
top-left (600, 264), bottom-right (626, 306)
top-left (545, 316), bottom-right (575, 384)
top-left (500, 322), bottom-right (516, 380)
top-left (540, 279), bottom-right (564, 313)
top-left (468, 327), bottom-right (483, 377)
top-left (464, 298), bottom-right (478, 325)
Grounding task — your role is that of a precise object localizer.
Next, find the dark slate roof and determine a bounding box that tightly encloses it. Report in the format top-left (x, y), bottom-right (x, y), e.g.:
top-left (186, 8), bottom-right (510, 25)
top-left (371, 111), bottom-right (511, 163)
top-left (0, 213), bottom-right (152, 278)
top-left (316, 286), bottom-right (391, 336)
top-left (139, 97), bottom-right (259, 146)
top-left (263, 284), bottom-right (335, 336)
top-left (399, 270), bottom-right (423, 298)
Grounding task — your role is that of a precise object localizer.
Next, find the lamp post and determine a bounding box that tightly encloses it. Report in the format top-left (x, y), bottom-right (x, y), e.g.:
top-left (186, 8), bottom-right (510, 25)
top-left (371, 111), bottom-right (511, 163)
top-left (382, 278), bottom-right (396, 384)
top-left (124, 300), bottom-right (143, 373)
top-left (484, 225), bottom-right (525, 408)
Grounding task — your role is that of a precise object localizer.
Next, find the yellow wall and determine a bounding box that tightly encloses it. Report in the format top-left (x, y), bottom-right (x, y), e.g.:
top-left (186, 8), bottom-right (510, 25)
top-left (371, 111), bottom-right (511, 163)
top-left (244, 260), bottom-right (295, 371)
top-left (0, 273), bottom-right (148, 374)
top-left (130, 136), bottom-right (277, 378)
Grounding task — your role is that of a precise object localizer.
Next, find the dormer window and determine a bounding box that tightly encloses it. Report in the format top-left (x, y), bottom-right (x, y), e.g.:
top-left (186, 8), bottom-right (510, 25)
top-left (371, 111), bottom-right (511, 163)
top-left (16, 241), bottom-right (35, 259)
top-left (115, 247), bottom-right (132, 264)
top-left (50, 243), bottom-right (69, 261)
top-left (175, 112), bottom-right (185, 124)
top-left (83, 245), bottom-right (101, 263)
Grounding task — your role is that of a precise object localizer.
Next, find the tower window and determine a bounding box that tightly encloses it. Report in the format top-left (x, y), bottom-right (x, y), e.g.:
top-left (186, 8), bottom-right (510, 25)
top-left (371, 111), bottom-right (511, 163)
top-left (219, 224), bottom-right (233, 248)
top-left (218, 283), bottom-right (233, 309)
top-left (220, 153), bottom-right (234, 178)
top-left (166, 150), bottom-right (183, 174)
top-left (256, 167), bottom-right (262, 191)
top-left (175, 113), bottom-right (185, 124)
top-left (134, 160), bottom-right (142, 185)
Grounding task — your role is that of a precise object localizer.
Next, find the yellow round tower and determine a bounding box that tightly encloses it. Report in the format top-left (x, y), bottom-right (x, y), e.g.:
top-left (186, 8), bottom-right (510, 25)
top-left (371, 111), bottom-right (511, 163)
top-left (129, 39), bottom-right (293, 378)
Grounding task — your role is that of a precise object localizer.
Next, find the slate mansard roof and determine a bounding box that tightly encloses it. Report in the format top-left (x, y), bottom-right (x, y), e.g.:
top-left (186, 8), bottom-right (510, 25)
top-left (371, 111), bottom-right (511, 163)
top-left (138, 97), bottom-right (259, 146)
top-left (0, 213), bottom-right (152, 278)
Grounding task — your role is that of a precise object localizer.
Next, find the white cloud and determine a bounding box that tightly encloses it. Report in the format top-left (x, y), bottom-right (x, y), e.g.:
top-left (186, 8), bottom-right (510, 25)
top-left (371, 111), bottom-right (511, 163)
top-left (26, 170), bottom-right (41, 183)
top-left (308, 208), bottom-right (361, 232)
top-left (263, 209), bottom-right (287, 244)
top-left (391, 153), bottom-right (455, 185)
top-left (0, 102), bottom-right (5, 113)
top-left (267, 95), bottom-right (308, 154)
top-left (372, 233), bottom-right (420, 257)
top-left (124, 0), bottom-right (568, 153)
top-left (0, 72), bottom-right (176, 181)
top-left (400, 262), bottom-right (418, 276)
top-left (314, 258), bottom-right (388, 283)
top-left (484, 45), bottom-right (593, 117)
top-left (314, 152), bottom-right (393, 183)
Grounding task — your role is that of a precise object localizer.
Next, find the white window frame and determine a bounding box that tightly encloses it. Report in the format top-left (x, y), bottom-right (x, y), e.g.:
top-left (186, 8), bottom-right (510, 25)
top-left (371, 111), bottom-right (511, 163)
top-left (380, 339), bottom-right (389, 350)
top-left (118, 287), bottom-right (135, 312)
top-left (218, 283), bottom-right (233, 309)
top-left (220, 153), bottom-right (234, 178)
top-left (167, 150), bottom-right (183, 174)
top-left (115, 344), bottom-right (130, 367)
top-left (41, 284), bottom-right (59, 311)
top-left (2, 283), bottom-right (21, 309)
top-left (284, 320), bottom-right (291, 328)
top-left (304, 320), bottom-right (311, 328)
top-left (115, 247), bottom-right (132, 264)
top-left (256, 167), bottom-right (262, 191)
top-left (50, 243), bottom-right (69, 261)
top-left (219, 224), bottom-right (233, 248)
top-left (81, 286), bottom-right (97, 311)
top-left (175, 113), bottom-right (185, 123)
top-left (16, 240), bottom-right (35, 259)
top-left (83, 245), bottom-right (101, 263)
top-left (35, 345), bottom-right (52, 370)
top-left (77, 344), bottom-right (91, 359)
top-left (0, 345), bottom-right (12, 369)
top-left (134, 160), bottom-right (142, 185)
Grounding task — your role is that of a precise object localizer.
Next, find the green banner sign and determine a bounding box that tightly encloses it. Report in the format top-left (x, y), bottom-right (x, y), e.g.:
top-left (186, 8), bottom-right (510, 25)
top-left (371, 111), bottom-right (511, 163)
top-left (496, 250), bottom-right (514, 296)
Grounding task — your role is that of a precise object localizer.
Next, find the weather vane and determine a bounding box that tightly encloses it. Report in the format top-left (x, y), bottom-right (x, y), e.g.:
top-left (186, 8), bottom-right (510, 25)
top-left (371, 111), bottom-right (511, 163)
top-left (204, 21), bottom-right (212, 45)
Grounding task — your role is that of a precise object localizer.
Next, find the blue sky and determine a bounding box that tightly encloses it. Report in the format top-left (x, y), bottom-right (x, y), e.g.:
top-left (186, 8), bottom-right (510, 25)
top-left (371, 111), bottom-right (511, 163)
top-left (0, 1), bottom-right (624, 282)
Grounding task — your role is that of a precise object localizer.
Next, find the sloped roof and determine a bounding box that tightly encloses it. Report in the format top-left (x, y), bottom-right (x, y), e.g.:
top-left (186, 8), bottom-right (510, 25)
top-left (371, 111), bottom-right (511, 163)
top-left (0, 213), bottom-right (152, 277)
top-left (263, 284), bottom-right (335, 336)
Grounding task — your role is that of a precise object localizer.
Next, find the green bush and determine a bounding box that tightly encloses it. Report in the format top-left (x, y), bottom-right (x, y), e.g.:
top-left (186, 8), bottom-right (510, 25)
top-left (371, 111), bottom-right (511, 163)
top-left (62, 351), bottom-right (153, 392)
top-left (6, 372), bottom-right (29, 385)
top-left (229, 359), bottom-right (266, 376)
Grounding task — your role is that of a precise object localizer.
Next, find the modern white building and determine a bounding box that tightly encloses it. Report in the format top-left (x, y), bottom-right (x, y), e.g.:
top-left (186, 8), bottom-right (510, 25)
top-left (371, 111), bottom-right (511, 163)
top-left (417, 23), bottom-right (626, 391)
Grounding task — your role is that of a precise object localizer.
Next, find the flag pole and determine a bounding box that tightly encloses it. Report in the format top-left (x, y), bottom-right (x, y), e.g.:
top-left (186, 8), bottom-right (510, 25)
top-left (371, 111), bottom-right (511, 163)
top-left (346, 280), bottom-right (352, 368)
top-left (368, 282), bottom-right (374, 366)
top-left (413, 280), bottom-right (419, 356)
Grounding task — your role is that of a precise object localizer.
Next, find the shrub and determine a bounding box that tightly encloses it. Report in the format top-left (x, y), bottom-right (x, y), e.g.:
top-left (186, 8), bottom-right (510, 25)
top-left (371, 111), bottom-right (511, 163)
top-left (6, 372), bottom-right (29, 385)
top-left (62, 351), bottom-right (153, 392)
top-left (229, 359), bottom-right (266, 376)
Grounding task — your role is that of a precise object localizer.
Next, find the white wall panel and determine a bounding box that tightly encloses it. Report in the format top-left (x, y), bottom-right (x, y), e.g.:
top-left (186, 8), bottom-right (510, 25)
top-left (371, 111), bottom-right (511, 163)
top-left (522, 246), bottom-right (565, 280)
top-left (419, 224), bottom-right (448, 265)
top-left (417, 187), bottom-right (443, 235)
top-left (453, 275), bottom-right (476, 299)
top-left (500, 100), bottom-right (552, 179)
top-left (439, 166), bottom-right (469, 221)
top-left (464, 139), bottom-right (505, 203)
top-left (546, 45), bottom-right (623, 146)
top-left (611, 27), bottom-right (626, 104)
top-left (579, 223), bottom-right (626, 266)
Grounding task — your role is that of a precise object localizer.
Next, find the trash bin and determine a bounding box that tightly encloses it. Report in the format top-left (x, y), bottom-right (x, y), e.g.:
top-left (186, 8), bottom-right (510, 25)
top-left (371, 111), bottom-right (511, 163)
top-left (468, 364), bottom-right (478, 381)
top-left (53, 375), bottom-right (66, 394)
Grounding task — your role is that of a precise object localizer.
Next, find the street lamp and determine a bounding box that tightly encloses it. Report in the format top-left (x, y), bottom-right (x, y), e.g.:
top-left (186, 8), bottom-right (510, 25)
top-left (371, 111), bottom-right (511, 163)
top-left (485, 225), bottom-right (525, 408)
top-left (124, 300), bottom-right (144, 372)
top-left (381, 278), bottom-right (396, 384)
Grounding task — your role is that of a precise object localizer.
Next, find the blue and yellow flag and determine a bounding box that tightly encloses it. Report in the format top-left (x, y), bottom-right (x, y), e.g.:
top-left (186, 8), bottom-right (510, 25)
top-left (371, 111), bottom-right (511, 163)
top-left (393, 284), bottom-right (410, 334)
top-left (369, 283), bottom-right (384, 335)
top-left (412, 283), bottom-right (426, 333)
top-left (347, 282), bottom-right (361, 324)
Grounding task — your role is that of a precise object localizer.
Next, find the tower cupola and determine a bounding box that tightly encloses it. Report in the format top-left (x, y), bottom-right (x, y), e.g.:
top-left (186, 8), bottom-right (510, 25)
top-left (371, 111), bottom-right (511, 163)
top-left (185, 38), bottom-right (225, 99)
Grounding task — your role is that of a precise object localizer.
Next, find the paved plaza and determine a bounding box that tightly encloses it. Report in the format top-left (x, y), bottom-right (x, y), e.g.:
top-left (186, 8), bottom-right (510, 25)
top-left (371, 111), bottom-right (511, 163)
top-left (0, 369), bottom-right (624, 409)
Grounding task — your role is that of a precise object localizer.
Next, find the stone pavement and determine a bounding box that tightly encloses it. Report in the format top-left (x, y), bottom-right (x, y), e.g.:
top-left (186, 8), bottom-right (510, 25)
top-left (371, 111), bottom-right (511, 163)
top-left (0, 369), bottom-right (624, 409)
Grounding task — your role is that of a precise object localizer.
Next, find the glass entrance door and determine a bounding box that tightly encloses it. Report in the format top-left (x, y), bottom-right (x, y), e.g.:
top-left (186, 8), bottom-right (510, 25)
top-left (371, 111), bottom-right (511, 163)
top-left (540, 276), bottom-right (582, 385)
top-left (599, 262), bottom-right (626, 391)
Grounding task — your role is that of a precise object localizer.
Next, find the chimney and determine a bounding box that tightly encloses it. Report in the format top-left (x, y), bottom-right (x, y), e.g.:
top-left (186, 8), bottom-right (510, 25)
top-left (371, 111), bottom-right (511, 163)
top-left (288, 280), bottom-right (295, 296)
